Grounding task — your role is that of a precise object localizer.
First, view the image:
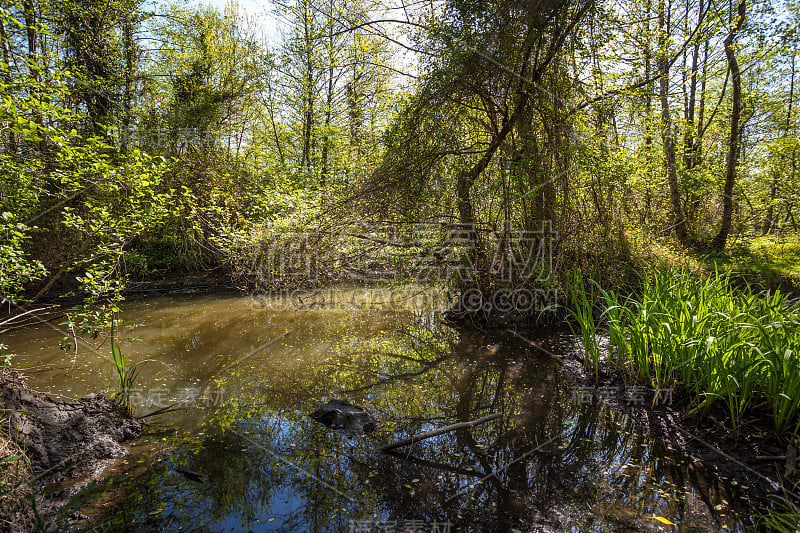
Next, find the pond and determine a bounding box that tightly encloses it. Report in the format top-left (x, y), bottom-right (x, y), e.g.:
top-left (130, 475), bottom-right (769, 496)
top-left (4, 287), bottom-right (759, 531)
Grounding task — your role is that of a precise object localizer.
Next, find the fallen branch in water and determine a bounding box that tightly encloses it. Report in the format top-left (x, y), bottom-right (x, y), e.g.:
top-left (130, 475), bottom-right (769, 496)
top-left (0, 304), bottom-right (61, 333)
top-left (382, 450), bottom-right (485, 477)
top-left (378, 413), bottom-right (502, 452)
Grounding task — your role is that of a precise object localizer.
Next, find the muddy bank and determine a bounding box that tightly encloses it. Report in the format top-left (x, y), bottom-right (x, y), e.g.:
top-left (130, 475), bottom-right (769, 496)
top-left (26, 271), bottom-right (237, 306)
top-left (123, 271), bottom-right (237, 297)
top-left (0, 373), bottom-right (142, 531)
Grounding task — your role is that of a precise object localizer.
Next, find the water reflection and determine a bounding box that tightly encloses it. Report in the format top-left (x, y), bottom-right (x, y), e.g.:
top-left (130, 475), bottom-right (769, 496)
top-left (3, 289), bottom-right (756, 531)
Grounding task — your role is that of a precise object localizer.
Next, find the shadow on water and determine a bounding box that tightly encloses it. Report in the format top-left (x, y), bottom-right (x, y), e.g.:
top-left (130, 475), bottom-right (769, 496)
top-left (4, 289), bottom-right (758, 531)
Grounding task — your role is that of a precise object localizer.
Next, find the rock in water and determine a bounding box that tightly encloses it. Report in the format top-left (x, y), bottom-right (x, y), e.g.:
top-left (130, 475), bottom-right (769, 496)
top-left (310, 400), bottom-right (377, 435)
top-left (175, 466), bottom-right (204, 483)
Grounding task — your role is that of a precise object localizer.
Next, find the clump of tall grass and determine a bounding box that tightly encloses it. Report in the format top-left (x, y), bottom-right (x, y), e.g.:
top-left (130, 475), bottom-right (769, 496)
top-left (109, 318), bottom-right (151, 415)
top-left (570, 268), bottom-right (800, 434)
top-left (0, 406), bottom-right (32, 530)
top-left (567, 269), bottom-right (602, 381)
top-left (758, 490), bottom-right (800, 532)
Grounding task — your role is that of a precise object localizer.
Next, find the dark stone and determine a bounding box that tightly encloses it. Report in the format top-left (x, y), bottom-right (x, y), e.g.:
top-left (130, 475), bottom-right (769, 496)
top-left (310, 400), bottom-right (377, 435)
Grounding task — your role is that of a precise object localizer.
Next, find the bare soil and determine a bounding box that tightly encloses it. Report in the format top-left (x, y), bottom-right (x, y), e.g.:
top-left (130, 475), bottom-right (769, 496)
top-left (0, 372), bottom-right (142, 531)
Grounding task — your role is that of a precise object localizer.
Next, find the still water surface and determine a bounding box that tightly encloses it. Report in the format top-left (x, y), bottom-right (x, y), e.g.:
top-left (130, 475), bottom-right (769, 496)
top-left (4, 288), bottom-right (756, 531)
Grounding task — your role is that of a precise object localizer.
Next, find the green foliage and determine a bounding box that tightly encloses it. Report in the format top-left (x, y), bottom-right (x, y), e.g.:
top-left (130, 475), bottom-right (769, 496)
top-left (145, 5), bottom-right (268, 138)
top-left (0, 212), bottom-right (45, 305)
top-left (59, 146), bottom-right (175, 325)
top-left (0, 5), bottom-right (179, 331)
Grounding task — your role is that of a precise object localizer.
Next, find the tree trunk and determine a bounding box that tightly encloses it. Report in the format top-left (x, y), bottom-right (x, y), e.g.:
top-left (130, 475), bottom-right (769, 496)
top-left (268, 103), bottom-right (285, 166)
top-left (644, 0), bottom-right (653, 148)
top-left (302, 67), bottom-right (314, 169)
top-left (122, 8), bottom-right (134, 153)
top-left (0, 15), bottom-right (16, 155)
top-left (23, 0), bottom-right (38, 82)
top-left (763, 53), bottom-right (794, 234)
top-left (378, 413), bottom-right (502, 452)
top-left (641, 0), bottom-right (654, 223)
top-left (0, 17), bottom-right (10, 83)
top-left (320, 0), bottom-right (335, 187)
top-left (696, 36), bottom-right (709, 166)
top-left (714, 0), bottom-right (746, 250)
top-left (23, 0), bottom-right (49, 159)
top-left (658, 0), bottom-right (688, 244)
top-left (300, 2), bottom-right (314, 169)
top-left (684, 0), bottom-right (704, 170)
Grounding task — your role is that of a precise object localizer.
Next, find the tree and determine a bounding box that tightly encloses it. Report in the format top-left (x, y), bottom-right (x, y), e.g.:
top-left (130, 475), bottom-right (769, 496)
top-left (658, 0), bottom-right (689, 245)
top-left (56, 0), bottom-right (124, 136)
top-left (713, 0), bottom-right (746, 250)
top-left (277, 0), bottom-right (324, 171)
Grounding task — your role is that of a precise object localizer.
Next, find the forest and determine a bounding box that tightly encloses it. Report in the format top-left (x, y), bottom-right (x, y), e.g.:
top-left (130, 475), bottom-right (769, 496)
top-left (1, 0), bottom-right (798, 307)
top-left (1, 0), bottom-right (800, 530)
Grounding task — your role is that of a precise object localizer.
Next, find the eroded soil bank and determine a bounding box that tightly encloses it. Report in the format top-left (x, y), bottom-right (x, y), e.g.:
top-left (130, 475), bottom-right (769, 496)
top-left (0, 372), bottom-right (142, 532)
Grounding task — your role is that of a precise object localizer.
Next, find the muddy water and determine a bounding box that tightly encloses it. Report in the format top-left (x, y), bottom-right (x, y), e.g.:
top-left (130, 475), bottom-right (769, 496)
top-left (4, 288), bottom-right (758, 531)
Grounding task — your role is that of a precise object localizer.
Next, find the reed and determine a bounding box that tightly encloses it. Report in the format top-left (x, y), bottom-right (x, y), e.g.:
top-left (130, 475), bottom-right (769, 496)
top-left (758, 492), bottom-right (800, 532)
top-left (566, 269), bottom-right (601, 381)
top-left (109, 318), bottom-right (150, 415)
top-left (569, 268), bottom-right (800, 433)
